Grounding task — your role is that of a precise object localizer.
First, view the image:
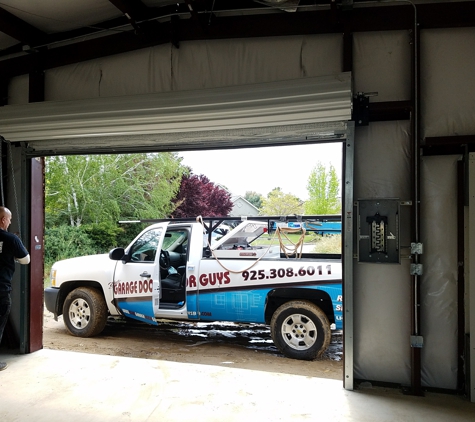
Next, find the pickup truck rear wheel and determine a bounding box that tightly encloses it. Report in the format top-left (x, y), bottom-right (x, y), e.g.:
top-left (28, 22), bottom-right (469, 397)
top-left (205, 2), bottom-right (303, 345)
top-left (63, 287), bottom-right (107, 337)
top-left (270, 300), bottom-right (331, 361)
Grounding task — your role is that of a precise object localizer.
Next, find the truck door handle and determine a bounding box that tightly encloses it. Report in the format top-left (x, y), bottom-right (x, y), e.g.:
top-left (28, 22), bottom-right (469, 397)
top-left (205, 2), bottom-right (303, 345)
top-left (140, 272), bottom-right (151, 278)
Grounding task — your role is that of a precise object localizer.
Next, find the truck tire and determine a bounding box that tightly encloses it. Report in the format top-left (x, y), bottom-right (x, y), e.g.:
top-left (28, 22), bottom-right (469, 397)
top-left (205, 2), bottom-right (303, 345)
top-left (63, 287), bottom-right (108, 337)
top-left (270, 300), bottom-right (331, 361)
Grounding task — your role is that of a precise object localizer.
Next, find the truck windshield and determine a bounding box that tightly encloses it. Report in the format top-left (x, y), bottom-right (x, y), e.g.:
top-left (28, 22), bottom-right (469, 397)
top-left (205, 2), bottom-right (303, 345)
top-left (129, 228), bottom-right (163, 262)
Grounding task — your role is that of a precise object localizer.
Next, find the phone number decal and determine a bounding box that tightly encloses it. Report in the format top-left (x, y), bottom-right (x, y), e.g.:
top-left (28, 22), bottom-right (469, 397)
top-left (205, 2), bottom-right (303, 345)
top-left (242, 265), bottom-right (332, 281)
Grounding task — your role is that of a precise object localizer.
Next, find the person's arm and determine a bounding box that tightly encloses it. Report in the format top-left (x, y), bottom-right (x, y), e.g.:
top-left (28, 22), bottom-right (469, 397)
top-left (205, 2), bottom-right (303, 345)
top-left (16, 254), bottom-right (30, 265)
top-left (13, 236), bottom-right (30, 265)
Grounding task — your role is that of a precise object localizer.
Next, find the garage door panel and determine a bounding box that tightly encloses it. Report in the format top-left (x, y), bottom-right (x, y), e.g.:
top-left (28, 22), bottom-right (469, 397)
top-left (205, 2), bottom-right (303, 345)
top-left (0, 73), bottom-right (352, 156)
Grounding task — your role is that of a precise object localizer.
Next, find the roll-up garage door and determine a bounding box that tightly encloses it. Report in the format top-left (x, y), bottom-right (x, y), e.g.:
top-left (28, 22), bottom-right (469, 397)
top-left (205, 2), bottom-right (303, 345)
top-left (0, 72), bottom-right (352, 156)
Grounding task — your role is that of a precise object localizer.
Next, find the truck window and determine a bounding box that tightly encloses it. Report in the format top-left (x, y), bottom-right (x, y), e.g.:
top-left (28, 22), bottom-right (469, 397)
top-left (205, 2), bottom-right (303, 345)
top-left (162, 230), bottom-right (187, 252)
top-left (129, 228), bottom-right (163, 262)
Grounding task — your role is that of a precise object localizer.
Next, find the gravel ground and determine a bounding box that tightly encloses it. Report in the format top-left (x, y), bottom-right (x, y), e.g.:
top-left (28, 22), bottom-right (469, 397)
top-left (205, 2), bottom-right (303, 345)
top-left (43, 309), bottom-right (343, 380)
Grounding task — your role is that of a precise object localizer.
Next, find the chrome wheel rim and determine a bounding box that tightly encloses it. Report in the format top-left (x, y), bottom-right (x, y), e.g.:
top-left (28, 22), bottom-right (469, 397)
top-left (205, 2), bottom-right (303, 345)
top-left (68, 298), bottom-right (91, 329)
top-left (281, 313), bottom-right (317, 350)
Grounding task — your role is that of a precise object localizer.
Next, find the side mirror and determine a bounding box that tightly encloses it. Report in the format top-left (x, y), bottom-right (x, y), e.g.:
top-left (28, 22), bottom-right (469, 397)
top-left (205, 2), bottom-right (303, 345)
top-left (109, 247), bottom-right (126, 261)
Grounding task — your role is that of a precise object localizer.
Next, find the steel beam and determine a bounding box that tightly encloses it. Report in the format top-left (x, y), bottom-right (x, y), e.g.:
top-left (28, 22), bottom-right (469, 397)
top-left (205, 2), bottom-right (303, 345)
top-left (0, 6), bottom-right (47, 44)
top-left (1, 3), bottom-right (475, 79)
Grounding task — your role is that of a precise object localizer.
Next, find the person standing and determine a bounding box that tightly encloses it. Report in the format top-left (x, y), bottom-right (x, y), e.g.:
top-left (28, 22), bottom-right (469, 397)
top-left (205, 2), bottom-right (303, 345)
top-left (0, 206), bottom-right (30, 371)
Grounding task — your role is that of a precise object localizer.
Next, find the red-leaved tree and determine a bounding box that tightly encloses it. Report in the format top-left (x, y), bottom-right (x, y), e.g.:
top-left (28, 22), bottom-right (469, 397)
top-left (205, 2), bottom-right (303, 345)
top-left (172, 174), bottom-right (233, 218)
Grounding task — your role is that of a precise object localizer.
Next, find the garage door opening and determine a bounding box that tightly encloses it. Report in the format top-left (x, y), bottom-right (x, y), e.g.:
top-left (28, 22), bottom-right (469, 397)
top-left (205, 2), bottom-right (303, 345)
top-left (0, 72), bottom-right (354, 385)
top-left (41, 141), bottom-right (344, 379)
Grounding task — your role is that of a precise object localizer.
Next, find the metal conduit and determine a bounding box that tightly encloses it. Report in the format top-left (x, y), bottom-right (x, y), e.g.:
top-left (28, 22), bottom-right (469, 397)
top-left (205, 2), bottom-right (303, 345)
top-left (363, 0), bottom-right (421, 394)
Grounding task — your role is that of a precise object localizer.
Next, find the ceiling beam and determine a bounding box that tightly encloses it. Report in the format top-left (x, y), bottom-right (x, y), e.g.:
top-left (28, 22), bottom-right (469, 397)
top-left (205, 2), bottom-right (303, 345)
top-left (0, 3), bottom-right (183, 59)
top-left (425, 135), bottom-right (475, 147)
top-left (29, 70), bottom-right (45, 103)
top-left (108, 0), bottom-right (152, 33)
top-left (417, 1), bottom-right (475, 29)
top-left (0, 6), bottom-right (47, 44)
top-left (422, 135), bottom-right (475, 156)
top-left (108, 0), bottom-right (150, 20)
top-left (0, 0), bottom-right (329, 57)
top-left (1, 2), bottom-right (474, 79)
top-left (0, 15), bottom-right (131, 59)
top-left (369, 101), bottom-right (412, 122)
top-left (184, 0), bottom-right (201, 20)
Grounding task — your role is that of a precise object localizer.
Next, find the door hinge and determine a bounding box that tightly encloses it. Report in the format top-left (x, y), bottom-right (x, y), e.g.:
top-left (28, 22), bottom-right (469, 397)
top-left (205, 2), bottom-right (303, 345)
top-left (411, 242), bottom-right (423, 255)
top-left (410, 263), bottom-right (423, 276)
top-left (410, 335), bottom-right (424, 348)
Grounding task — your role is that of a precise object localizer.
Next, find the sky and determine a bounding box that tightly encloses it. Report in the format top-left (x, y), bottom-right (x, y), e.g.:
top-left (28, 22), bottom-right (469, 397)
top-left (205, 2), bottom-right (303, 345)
top-left (178, 143), bottom-right (343, 201)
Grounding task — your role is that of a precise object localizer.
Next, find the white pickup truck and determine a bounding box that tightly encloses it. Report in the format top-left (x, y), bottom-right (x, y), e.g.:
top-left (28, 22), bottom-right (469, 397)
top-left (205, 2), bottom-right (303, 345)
top-left (45, 216), bottom-right (342, 360)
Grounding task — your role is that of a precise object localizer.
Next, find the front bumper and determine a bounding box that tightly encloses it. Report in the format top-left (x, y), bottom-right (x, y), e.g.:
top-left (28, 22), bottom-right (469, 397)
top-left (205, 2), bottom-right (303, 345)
top-left (44, 287), bottom-right (60, 316)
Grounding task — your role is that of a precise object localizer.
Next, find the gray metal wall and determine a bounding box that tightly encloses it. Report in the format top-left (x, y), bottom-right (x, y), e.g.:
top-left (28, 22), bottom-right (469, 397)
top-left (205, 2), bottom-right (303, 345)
top-left (420, 155), bottom-right (460, 390)
top-left (353, 121), bottom-right (412, 385)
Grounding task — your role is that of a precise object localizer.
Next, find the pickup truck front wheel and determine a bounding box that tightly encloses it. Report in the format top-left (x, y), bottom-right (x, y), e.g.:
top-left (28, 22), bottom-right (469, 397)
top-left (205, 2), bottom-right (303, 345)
top-left (63, 287), bottom-right (107, 337)
top-left (270, 300), bottom-right (331, 361)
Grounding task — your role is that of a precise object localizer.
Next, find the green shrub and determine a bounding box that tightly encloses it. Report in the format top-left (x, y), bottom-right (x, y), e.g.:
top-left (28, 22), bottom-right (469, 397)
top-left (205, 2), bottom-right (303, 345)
top-left (43, 222), bottom-right (147, 280)
top-left (82, 222), bottom-right (125, 253)
top-left (44, 225), bottom-right (97, 278)
top-left (115, 223), bottom-right (148, 249)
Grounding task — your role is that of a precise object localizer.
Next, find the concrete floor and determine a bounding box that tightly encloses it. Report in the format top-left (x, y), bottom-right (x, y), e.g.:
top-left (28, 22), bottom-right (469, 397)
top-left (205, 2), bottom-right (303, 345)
top-left (0, 349), bottom-right (474, 422)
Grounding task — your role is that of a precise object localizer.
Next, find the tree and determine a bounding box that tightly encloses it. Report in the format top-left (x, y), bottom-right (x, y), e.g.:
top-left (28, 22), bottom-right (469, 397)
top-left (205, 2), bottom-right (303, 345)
top-left (45, 153), bottom-right (186, 227)
top-left (259, 188), bottom-right (303, 216)
top-left (172, 174), bottom-right (233, 217)
top-left (244, 191), bottom-right (263, 210)
top-left (304, 162), bottom-right (340, 215)
top-left (44, 225), bottom-right (97, 268)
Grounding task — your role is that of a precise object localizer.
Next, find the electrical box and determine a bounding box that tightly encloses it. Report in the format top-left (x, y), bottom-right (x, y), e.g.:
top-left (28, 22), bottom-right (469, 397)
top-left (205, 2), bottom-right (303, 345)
top-left (357, 199), bottom-right (400, 263)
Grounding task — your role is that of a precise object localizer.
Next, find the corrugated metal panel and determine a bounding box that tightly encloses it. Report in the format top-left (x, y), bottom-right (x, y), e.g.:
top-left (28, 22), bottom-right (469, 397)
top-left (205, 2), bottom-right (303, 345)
top-left (0, 73), bottom-right (352, 155)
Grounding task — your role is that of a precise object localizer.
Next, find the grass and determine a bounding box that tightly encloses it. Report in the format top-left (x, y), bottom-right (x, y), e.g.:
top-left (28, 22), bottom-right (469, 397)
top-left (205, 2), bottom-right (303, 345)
top-left (312, 234), bottom-right (341, 254)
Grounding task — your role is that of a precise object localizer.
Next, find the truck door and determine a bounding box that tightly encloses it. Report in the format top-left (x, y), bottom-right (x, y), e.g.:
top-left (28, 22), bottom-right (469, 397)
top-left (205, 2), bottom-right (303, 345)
top-left (112, 226), bottom-right (165, 325)
top-left (181, 225), bottom-right (207, 320)
top-left (159, 224), bottom-right (201, 319)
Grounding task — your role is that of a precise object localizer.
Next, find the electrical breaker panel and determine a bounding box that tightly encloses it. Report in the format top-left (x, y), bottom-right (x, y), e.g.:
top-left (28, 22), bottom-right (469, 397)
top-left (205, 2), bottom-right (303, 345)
top-left (357, 199), bottom-right (400, 263)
